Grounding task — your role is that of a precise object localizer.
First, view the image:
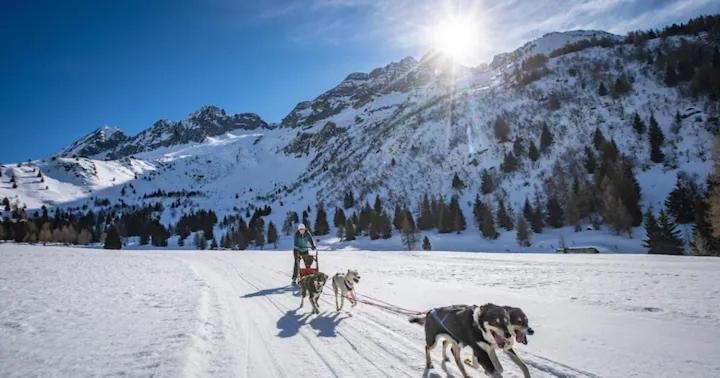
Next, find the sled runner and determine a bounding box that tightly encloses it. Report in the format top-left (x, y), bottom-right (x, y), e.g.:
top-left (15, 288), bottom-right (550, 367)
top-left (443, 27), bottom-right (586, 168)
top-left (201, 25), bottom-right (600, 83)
top-left (298, 249), bottom-right (319, 279)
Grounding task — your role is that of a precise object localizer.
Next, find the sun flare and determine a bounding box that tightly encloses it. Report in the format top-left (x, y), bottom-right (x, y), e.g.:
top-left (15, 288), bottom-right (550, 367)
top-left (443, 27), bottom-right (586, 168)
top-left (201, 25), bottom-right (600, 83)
top-left (429, 16), bottom-right (479, 62)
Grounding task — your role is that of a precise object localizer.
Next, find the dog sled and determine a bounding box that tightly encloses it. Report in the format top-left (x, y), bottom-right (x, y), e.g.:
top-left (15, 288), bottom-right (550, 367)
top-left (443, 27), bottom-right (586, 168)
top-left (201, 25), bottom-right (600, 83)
top-left (298, 248), bottom-right (319, 279)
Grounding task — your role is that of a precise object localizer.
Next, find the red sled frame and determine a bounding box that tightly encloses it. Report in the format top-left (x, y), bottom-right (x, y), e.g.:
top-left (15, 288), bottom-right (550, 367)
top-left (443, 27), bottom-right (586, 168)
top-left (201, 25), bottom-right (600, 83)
top-left (298, 249), bottom-right (319, 279)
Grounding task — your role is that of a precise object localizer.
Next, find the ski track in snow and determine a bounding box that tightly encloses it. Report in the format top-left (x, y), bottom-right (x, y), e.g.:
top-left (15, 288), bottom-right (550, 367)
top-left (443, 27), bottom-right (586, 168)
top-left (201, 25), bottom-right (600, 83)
top-left (2, 244), bottom-right (720, 377)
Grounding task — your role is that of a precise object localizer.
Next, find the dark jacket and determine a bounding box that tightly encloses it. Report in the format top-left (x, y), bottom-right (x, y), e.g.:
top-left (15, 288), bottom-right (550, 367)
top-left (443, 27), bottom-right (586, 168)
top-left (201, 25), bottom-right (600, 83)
top-left (293, 231), bottom-right (315, 254)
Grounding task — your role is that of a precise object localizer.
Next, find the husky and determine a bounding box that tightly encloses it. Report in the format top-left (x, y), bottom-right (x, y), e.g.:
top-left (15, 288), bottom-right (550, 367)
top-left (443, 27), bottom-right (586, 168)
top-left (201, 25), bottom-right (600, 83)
top-left (461, 305), bottom-right (535, 378)
top-left (298, 272), bottom-right (328, 314)
top-left (331, 269), bottom-right (360, 311)
top-left (409, 303), bottom-right (512, 378)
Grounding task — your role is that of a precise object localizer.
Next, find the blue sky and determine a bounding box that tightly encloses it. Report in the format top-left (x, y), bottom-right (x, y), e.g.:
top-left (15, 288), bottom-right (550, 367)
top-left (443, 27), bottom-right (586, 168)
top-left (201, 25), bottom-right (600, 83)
top-left (1, 0), bottom-right (718, 162)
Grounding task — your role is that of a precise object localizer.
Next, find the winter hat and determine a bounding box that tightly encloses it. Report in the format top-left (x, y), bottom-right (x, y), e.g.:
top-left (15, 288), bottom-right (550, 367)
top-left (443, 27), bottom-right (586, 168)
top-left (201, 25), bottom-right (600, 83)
top-left (297, 223), bottom-right (307, 231)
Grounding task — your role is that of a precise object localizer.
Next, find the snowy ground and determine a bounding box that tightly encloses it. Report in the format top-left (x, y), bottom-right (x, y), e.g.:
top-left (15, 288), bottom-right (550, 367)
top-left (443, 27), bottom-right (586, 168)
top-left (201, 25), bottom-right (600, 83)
top-left (1, 244), bottom-right (719, 377)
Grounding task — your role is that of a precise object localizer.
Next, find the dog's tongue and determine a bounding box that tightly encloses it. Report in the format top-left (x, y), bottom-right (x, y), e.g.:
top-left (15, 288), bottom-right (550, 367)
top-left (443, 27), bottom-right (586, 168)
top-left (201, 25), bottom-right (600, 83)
top-left (493, 332), bottom-right (506, 348)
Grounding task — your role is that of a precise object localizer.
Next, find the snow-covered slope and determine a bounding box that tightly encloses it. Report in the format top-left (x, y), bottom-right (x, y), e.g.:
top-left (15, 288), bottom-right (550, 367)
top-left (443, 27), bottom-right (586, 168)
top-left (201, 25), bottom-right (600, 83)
top-left (1, 28), bottom-right (717, 251)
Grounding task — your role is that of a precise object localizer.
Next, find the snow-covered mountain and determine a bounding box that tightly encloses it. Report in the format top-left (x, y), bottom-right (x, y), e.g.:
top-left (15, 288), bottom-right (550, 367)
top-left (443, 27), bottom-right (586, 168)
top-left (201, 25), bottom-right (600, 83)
top-left (1, 22), bottom-right (718, 251)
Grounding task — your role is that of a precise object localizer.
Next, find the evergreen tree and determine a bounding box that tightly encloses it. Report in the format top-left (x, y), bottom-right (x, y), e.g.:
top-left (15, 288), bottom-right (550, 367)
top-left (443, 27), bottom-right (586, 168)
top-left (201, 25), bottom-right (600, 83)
top-left (436, 200), bottom-right (452, 233)
top-left (283, 211), bottom-right (299, 235)
top-left (523, 198), bottom-right (533, 220)
top-left (530, 196), bottom-right (545, 233)
top-left (400, 216), bottom-right (418, 251)
top-left (601, 180), bottom-right (633, 236)
top-left (255, 225), bottom-right (265, 249)
top-left (539, 123), bottom-right (554, 153)
top-left (646, 210), bottom-right (685, 255)
top-left (392, 204), bottom-right (405, 230)
top-left (480, 169), bottom-right (494, 194)
top-left (584, 146), bottom-right (597, 174)
top-left (373, 195), bottom-right (383, 214)
top-left (314, 204), bottom-right (330, 235)
top-left (343, 191), bottom-right (355, 209)
top-left (493, 115), bottom-right (511, 142)
top-left (501, 152), bottom-right (519, 173)
top-left (565, 184), bottom-right (582, 232)
top-left (546, 196), bottom-right (564, 228)
top-left (665, 179), bottom-right (697, 224)
top-left (611, 75), bottom-right (632, 97)
top-left (344, 219), bottom-right (356, 241)
top-left (150, 221), bottom-right (169, 247)
top-left (593, 128), bottom-right (607, 150)
top-left (267, 221), bottom-right (278, 248)
top-left (516, 214), bottom-right (532, 247)
top-left (528, 141), bottom-right (540, 162)
top-left (477, 202), bottom-right (497, 239)
top-left (139, 227), bottom-right (150, 245)
top-left (418, 194), bottom-right (434, 230)
top-left (422, 236), bottom-right (432, 251)
top-left (598, 82), bottom-right (608, 96)
top-left (380, 211), bottom-right (392, 239)
top-left (451, 173), bottom-right (466, 190)
top-left (369, 212), bottom-right (382, 240)
top-left (448, 196), bottom-right (466, 233)
top-left (334, 207), bottom-right (347, 228)
top-left (632, 113), bottom-right (646, 134)
top-left (496, 199), bottom-right (513, 231)
top-left (691, 198), bottom-right (720, 256)
top-left (210, 238), bottom-right (218, 250)
top-left (643, 209), bottom-right (659, 251)
top-left (649, 114), bottom-right (665, 163)
top-left (104, 226), bottom-right (122, 250)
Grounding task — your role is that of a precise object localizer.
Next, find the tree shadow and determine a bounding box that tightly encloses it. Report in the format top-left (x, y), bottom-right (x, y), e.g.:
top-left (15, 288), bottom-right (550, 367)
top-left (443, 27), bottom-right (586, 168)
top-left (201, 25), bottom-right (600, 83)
top-left (241, 285), bottom-right (296, 298)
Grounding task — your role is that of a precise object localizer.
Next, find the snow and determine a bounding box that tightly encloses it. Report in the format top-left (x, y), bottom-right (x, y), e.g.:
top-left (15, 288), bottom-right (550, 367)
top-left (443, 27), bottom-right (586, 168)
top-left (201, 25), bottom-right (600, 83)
top-left (0, 245), bottom-right (201, 376)
top-left (2, 243), bottom-right (719, 377)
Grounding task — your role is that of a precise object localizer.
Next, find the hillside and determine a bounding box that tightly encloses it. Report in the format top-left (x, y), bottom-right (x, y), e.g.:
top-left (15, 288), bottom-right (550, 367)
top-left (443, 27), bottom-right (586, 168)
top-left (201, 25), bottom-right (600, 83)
top-left (2, 15), bottom-right (719, 253)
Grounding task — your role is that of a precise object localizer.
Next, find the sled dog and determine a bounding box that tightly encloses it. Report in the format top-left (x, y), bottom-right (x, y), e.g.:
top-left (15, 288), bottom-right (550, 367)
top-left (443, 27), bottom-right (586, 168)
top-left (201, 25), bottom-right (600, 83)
top-left (409, 303), bottom-right (512, 378)
top-left (332, 269), bottom-right (360, 311)
top-left (298, 272), bottom-right (328, 314)
top-left (461, 305), bottom-right (534, 378)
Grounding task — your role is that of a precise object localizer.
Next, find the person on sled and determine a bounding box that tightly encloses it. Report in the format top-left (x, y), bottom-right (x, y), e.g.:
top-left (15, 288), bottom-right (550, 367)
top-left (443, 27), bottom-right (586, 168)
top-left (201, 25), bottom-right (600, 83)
top-left (292, 223), bottom-right (316, 285)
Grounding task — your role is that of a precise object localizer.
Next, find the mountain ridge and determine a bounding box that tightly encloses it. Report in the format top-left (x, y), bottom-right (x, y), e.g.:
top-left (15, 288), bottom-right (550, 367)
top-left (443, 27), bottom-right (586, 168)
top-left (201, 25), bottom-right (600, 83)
top-left (2, 16), bottom-right (719, 252)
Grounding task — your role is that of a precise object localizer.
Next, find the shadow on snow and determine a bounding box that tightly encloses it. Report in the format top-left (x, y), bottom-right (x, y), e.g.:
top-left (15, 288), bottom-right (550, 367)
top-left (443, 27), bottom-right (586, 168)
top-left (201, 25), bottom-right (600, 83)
top-left (276, 309), bottom-right (350, 338)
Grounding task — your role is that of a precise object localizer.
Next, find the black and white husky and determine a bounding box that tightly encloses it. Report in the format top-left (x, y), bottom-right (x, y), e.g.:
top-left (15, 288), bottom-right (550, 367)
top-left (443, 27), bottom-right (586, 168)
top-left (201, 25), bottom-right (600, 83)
top-left (461, 306), bottom-right (534, 378)
top-left (331, 269), bottom-right (360, 311)
top-left (298, 272), bottom-right (328, 314)
top-left (409, 303), bottom-right (514, 378)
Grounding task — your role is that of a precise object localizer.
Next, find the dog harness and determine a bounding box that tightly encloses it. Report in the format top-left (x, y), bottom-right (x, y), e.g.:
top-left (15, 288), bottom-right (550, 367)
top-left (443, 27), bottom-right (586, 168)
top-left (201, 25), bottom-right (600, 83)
top-left (430, 309), bottom-right (461, 341)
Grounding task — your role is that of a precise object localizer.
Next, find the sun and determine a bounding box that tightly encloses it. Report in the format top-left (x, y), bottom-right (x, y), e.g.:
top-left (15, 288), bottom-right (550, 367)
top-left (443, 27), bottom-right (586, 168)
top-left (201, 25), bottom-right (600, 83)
top-left (429, 16), bottom-right (479, 62)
